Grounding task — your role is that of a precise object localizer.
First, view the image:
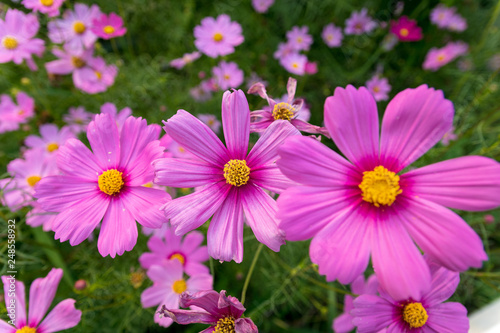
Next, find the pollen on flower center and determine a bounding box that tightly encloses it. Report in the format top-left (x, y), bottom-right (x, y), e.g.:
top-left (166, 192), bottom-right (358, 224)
top-left (359, 166), bottom-right (402, 207)
top-left (95, 71), bottom-right (102, 80)
top-left (168, 253), bottom-right (186, 265)
top-left (98, 169), bottom-right (124, 196)
top-left (103, 25), bottom-right (115, 34)
top-left (400, 28), bottom-right (409, 37)
top-left (71, 56), bottom-right (86, 68)
top-left (2, 36), bottom-right (18, 50)
top-left (223, 159), bottom-right (250, 187)
top-left (172, 279), bottom-right (187, 294)
top-left (73, 21), bottom-right (86, 34)
top-left (27, 175), bottom-right (42, 187)
top-left (272, 102), bottom-right (295, 121)
top-left (214, 317), bottom-right (235, 333)
top-left (437, 54), bottom-right (446, 62)
top-left (16, 326), bottom-right (37, 333)
top-left (47, 142), bottom-right (59, 152)
top-left (40, 0), bottom-right (54, 6)
top-left (213, 32), bottom-right (223, 42)
top-left (403, 302), bottom-right (428, 328)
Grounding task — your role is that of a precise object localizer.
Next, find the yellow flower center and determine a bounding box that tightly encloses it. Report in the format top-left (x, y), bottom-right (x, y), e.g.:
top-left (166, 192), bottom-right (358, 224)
top-left (18, 109), bottom-right (25, 115)
top-left (27, 176), bottom-right (42, 187)
top-left (272, 102), bottom-right (295, 121)
top-left (292, 62), bottom-right (299, 69)
top-left (214, 317), bottom-right (235, 333)
top-left (213, 32), bottom-right (223, 42)
top-left (130, 270), bottom-right (145, 288)
top-left (73, 21), bottom-right (86, 34)
top-left (16, 327), bottom-right (37, 333)
top-left (223, 159), bottom-right (250, 187)
top-left (46, 143), bottom-right (59, 152)
top-left (142, 182), bottom-right (153, 188)
top-left (297, 36), bottom-right (303, 43)
top-left (40, 0), bottom-right (54, 6)
top-left (373, 86), bottom-right (380, 93)
top-left (98, 169), bottom-right (124, 196)
top-left (169, 253), bottom-right (186, 265)
top-left (399, 28), bottom-right (409, 37)
top-left (172, 279), bottom-right (187, 294)
top-left (437, 54), bottom-right (446, 62)
top-left (103, 25), bottom-right (115, 34)
top-left (359, 166), bottom-right (402, 207)
top-left (2, 36), bottom-right (18, 50)
top-left (403, 302), bottom-right (428, 328)
top-left (71, 56), bottom-right (86, 68)
top-left (95, 71), bottom-right (102, 80)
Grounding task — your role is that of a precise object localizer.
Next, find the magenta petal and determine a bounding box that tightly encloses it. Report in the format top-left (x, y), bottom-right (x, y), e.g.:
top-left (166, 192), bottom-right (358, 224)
top-left (87, 113), bottom-right (120, 169)
top-left (351, 295), bottom-right (396, 333)
top-left (221, 90), bottom-right (249, 160)
top-left (240, 184), bottom-right (284, 252)
top-left (35, 176), bottom-right (98, 212)
top-left (422, 260), bottom-right (460, 307)
top-left (120, 187), bottom-right (169, 228)
top-left (2, 277), bottom-right (26, 328)
top-left (403, 156), bottom-right (500, 211)
top-left (310, 204), bottom-right (372, 284)
top-left (324, 85), bottom-right (379, 171)
top-left (0, 320), bottom-right (15, 333)
top-left (371, 206), bottom-right (431, 302)
top-left (380, 85), bottom-right (454, 172)
top-left (28, 268), bottom-right (63, 327)
top-left (163, 309), bottom-right (215, 325)
top-left (119, 116), bottom-right (161, 169)
top-left (125, 140), bottom-right (165, 186)
top-left (249, 165), bottom-right (294, 194)
top-left (154, 157), bottom-right (224, 188)
top-left (207, 188), bottom-right (244, 263)
top-left (402, 197), bottom-right (487, 271)
top-left (333, 312), bottom-right (355, 333)
top-left (57, 138), bottom-right (102, 180)
top-left (425, 302), bottom-right (469, 333)
top-left (37, 299), bottom-right (82, 333)
top-left (97, 198), bottom-right (138, 257)
top-left (163, 110), bottom-right (228, 166)
top-left (235, 318), bottom-right (258, 333)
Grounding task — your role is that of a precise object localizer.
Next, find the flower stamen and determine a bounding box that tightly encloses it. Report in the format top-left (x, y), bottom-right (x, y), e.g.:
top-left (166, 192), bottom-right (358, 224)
top-left (172, 279), bottom-right (187, 294)
top-left (403, 302), bottom-right (428, 328)
top-left (16, 327), bottom-right (37, 333)
top-left (359, 166), bottom-right (402, 207)
top-left (214, 317), bottom-right (235, 333)
top-left (168, 253), bottom-right (186, 265)
top-left (213, 32), bottom-right (223, 42)
top-left (223, 160), bottom-right (250, 187)
top-left (27, 175), bottom-right (42, 187)
top-left (98, 169), bottom-right (124, 196)
top-left (2, 36), bottom-right (18, 50)
top-left (47, 143), bottom-right (59, 152)
top-left (272, 102), bottom-right (295, 121)
top-left (103, 25), bottom-right (115, 34)
top-left (73, 21), bottom-right (86, 34)
top-left (40, 0), bottom-right (54, 6)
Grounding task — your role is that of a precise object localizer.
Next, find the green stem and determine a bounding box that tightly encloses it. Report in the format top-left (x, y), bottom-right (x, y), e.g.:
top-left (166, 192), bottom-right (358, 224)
top-left (240, 243), bottom-right (264, 305)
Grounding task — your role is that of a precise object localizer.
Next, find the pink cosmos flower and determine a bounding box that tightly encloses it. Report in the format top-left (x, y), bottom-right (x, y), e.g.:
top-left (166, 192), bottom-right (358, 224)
top-left (0, 9), bottom-right (45, 70)
top-left (35, 113), bottom-right (170, 257)
top-left (252, 0), bottom-right (274, 13)
top-left (141, 261), bottom-right (213, 327)
top-left (170, 51), bottom-right (201, 70)
top-left (365, 75), bottom-right (391, 101)
top-left (248, 77), bottom-right (329, 137)
top-left (194, 14), bottom-right (244, 58)
top-left (48, 3), bottom-right (101, 52)
top-left (0, 268), bottom-right (82, 333)
top-left (63, 106), bottom-right (93, 134)
top-left (197, 114), bottom-right (221, 134)
top-left (159, 290), bottom-right (258, 332)
top-left (448, 13), bottom-right (467, 32)
top-left (441, 126), bottom-right (458, 146)
top-left (190, 79), bottom-right (216, 102)
top-left (423, 41), bottom-right (468, 71)
top-left (212, 61), bottom-right (244, 90)
top-left (0, 178), bottom-right (32, 212)
top-left (22, 0), bottom-right (65, 17)
top-left (73, 56), bottom-right (118, 94)
top-left (333, 274), bottom-right (379, 333)
top-left (277, 85), bottom-right (500, 301)
top-left (286, 26), bottom-right (313, 52)
top-left (305, 61), bottom-right (318, 75)
top-left (91, 12), bottom-right (127, 39)
top-left (345, 8), bottom-right (377, 35)
top-left (25, 124), bottom-right (75, 158)
top-left (45, 44), bottom-right (94, 76)
top-left (154, 90), bottom-right (300, 262)
top-left (0, 92), bottom-right (35, 133)
top-left (390, 16), bottom-right (423, 42)
top-left (26, 202), bottom-right (58, 231)
top-left (484, 214), bottom-right (495, 224)
top-left (430, 5), bottom-right (456, 28)
top-left (139, 227), bottom-right (210, 276)
top-left (352, 257), bottom-right (469, 332)
top-left (160, 133), bottom-right (197, 160)
top-left (100, 102), bottom-right (132, 130)
top-left (273, 42), bottom-right (295, 60)
top-left (322, 23), bottom-right (343, 48)
top-left (280, 53), bottom-right (307, 75)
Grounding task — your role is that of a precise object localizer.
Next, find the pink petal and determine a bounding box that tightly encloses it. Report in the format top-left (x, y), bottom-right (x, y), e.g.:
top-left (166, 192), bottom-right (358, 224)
top-left (119, 116), bottom-right (160, 169)
top-left (207, 188), bottom-right (244, 262)
top-left (163, 309), bottom-right (216, 325)
top-left (240, 184), bottom-right (284, 252)
top-left (125, 140), bottom-right (164, 186)
top-left (87, 113), bottom-right (120, 169)
top-left (120, 187), bottom-right (169, 229)
top-left (0, 320), bottom-right (15, 333)
top-left (324, 85), bottom-right (379, 171)
top-left (403, 156), bottom-right (500, 211)
top-left (422, 259), bottom-right (460, 307)
top-left (181, 231), bottom-right (206, 254)
top-left (154, 157), bottom-right (224, 188)
top-left (351, 295), bottom-right (396, 333)
top-left (163, 110), bottom-right (228, 166)
top-left (221, 90), bottom-right (249, 160)
top-left (186, 274), bottom-right (213, 292)
top-left (37, 299), bottom-right (82, 333)
top-left (333, 312), bottom-right (355, 333)
top-left (401, 197), bottom-right (487, 272)
top-left (235, 318), bottom-right (259, 333)
top-left (97, 198), bottom-right (138, 257)
top-left (2, 277), bottom-right (26, 328)
top-left (380, 85), bottom-right (454, 172)
top-left (28, 268), bottom-right (63, 327)
top-left (249, 165), bottom-right (294, 194)
top-left (57, 138), bottom-right (102, 181)
top-left (425, 302), bottom-right (469, 333)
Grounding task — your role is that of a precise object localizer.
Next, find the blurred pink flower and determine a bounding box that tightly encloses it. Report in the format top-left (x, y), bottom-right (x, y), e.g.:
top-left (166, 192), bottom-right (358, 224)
top-left (22, 0), bottom-right (65, 17)
top-left (252, 0), bottom-right (274, 13)
top-left (198, 114), bottom-right (221, 134)
top-left (100, 102), bottom-right (132, 130)
top-left (305, 61), bottom-right (318, 74)
top-left (286, 26), bottom-right (313, 51)
top-left (280, 53), bottom-right (307, 75)
top-left (73, 57), bottom-right (118, 94)
top-left (63, 106), bottom-right (93, 134)
top-left (322, 23), bottom-right (343, 47)
top-left (212, 61), bottom-right (244, 90)
top-left (273, 42), bottom-right (295, 60)
top-left (91, 12), bottom-right (127, 39)
top-left (170, 51), bottom-right (201, 70)
top-left (25, 123), bottom-right (75, 158)
top-left (366, 75), bottom-right (391, 101)
top-left (194, 14), bottom-right (244, 58)
top-left (423, 41), bottom-right (468, 71)
top-left (390, 16), bottom-right (422, 42)
top-left (484, 214), bottom-right (495, 224)
top-left (0, 92), bottom-right (35, 133)
top-left (440, 126), bottom-right (457, 146)
top-left (431, 5), bottom-right (466, 32)
top-left (345, 8), bottom-right (377, 35)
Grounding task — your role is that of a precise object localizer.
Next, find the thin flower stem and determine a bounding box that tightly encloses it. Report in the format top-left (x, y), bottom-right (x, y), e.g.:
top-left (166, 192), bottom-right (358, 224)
top-left (241, 243), bottom-right (264, 306)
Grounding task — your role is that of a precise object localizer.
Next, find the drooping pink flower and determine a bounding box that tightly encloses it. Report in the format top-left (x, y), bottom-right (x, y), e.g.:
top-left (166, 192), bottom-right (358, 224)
top-left (159, 290), bottom-right (258, 333)
top-left (91, 12), bottom-right (127, 39)
top-left (48, 4), bottom-right (100, 51)
top-left (25, 124), bottom-right (76, 158)
top-left (277, 85), bottom-right (500, 301)
top-left (423, 41), bottom-right (468, 71)
top-left (212, 61), bottom-right (244, 90)
top-left (170, 51), bottom-right (201, 70)
top-left (390, 16), bottom-right (423, 42)
top-left (322, 23), bottom-right (343, 48)
top-left (154, 90), bottom-right (300, 262)
top-left (352, 257), bottom-right (469, 333)
top-left (141, 261), bottom-right (213, 327)
top-left (0, 92), bottom-right (35, 133)
top-left (286, 26), bottom-right (313, 52)
top-left (194, 14), bottom-right (244, 58)
top-left (139, 227), bottom-right (210, 276)
top-left (63, 106), bottom-right (94, 134)
top-left (100, 102), bottom-right (132, 130)
top-left (248, 77), bottom-right (329, 136)
top-left (252, 0), bottom-right (274, 13)
top-left (280, 52), bottom-right (307, 75)
top-left (35, 114), bottom-right (171, 257)
top-left (22, 0), bottom-right (65, 17)
top-left (0, 268), bottom-right (82, 332)
top-left (0, 9), bottom-right (45, 70)
top-left (345, 8), bottom-right (377, 35)
top-left (441, 126), bottom-right (458, 146)
top-left (197, 114), bottom-right (221, 134)
top-left (365, 75), bottom-right (391, 101)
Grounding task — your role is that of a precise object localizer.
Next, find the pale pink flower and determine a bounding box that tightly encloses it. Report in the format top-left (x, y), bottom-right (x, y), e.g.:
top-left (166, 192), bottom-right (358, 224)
top-left (273, 42), bottom-right (295, 60)
top-left (212, 61), bottom-right (244, 90)
top-left (63, 106), bottom-right (93, 134)
top-left (280, 53), bottom-right (307, 75)
top-left (252, 0), bottom-right (274, 13)
top-left (194, 14), bottom-right (244, 58)
top-left (0, 92), bottom-right (35, 133)
top-left (448, 14), bottom-right (467, 32)
top-left (91, 12), bottom-right (127, 39)
top-left (322, 23), bottom-right (343, 47)
top-left (22, 0), bottom-right (65, 17)
top-left (100, 102), bottom-right (132, 130)
top-left (170, 51), bottom-right (201, 70)
top-left (345, 8), bottom-right (377, 35)
top-left (198, 114), bottom-right (221, 134)
top-left (286, 26), bottom-right (313, 52)
top-left (25, 124), bottom-right (75, 158)
top-left (73, 57), bottom-right (118, 94)
top-left (365, 75), bottom-right (391, 101)
top-left (423, 41), bottom-right (468, 71)
top-left (441, 126), bottom-right (458, 146)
